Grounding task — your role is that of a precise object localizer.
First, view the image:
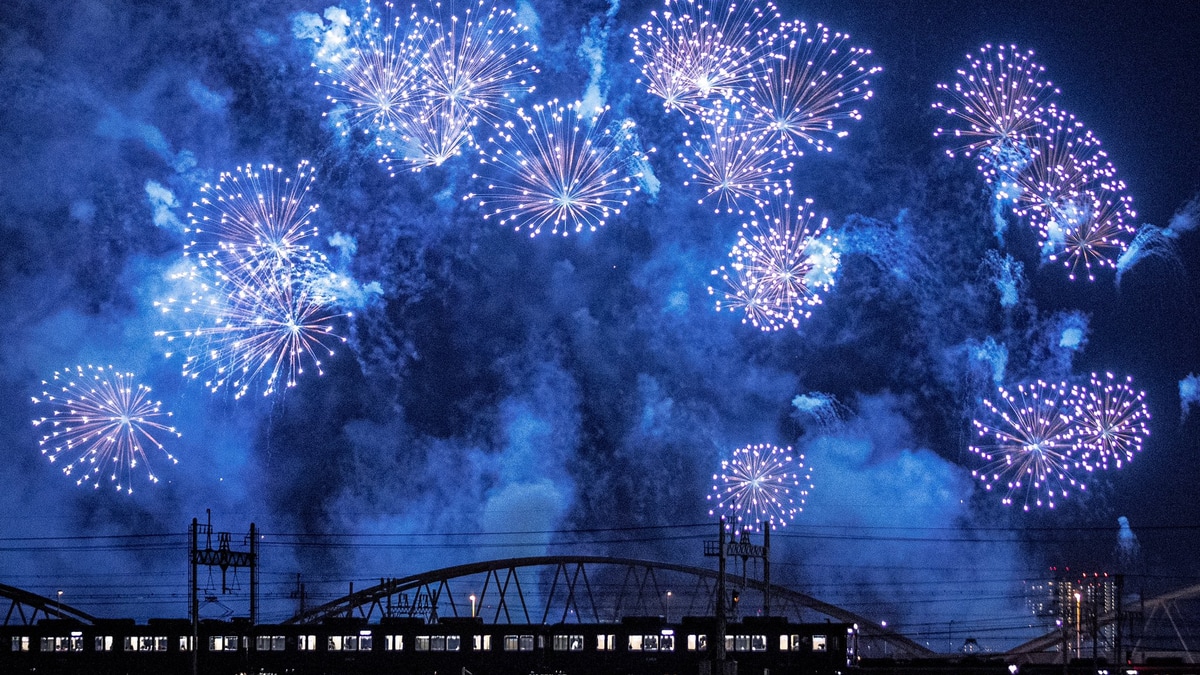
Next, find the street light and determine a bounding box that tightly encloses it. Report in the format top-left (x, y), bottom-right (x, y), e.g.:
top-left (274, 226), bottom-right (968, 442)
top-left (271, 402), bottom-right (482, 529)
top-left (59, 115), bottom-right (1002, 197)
top-left (56, 590), bottom-right (63, 614)
top-left (469, 594), bottom-right (477, 618)
top-left (665, 591), bottom-right (672, 623)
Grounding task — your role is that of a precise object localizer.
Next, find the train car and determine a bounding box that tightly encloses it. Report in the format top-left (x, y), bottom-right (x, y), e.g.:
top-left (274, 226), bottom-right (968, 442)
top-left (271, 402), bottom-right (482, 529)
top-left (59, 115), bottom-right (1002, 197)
top-left (0, 612), bottom-right (857, 674)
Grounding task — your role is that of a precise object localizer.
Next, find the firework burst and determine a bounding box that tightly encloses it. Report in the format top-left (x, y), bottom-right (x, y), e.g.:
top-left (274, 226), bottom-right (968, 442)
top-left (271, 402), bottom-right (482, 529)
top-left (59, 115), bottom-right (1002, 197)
top-left (185, 161), bottom-right (322, 272)
top-left (708, 443), bottom-right (809, 531)
top-left (31, 365), bottom-right (180, 494)
top-left (630, 0), bottom-right (779, 115)
top-left (710, 184), bottom-right (838, 330)
top-left (312, 1), bottom-right (427, 141)
top-left (1044, 188), bottom-right (1137, 282)
top-left (996, 106), bottom-right (1116, 236)
top-left (381, 102), bottom-right (474, 173)
top-left (1070, 372), bottom-right (1149, 471)
top-left (932, 43), bottom-right (1059, 162)
top-left (970, 380), bottom-right (1084, 510)
top-left (680, 109), bottom-right (790, 213)
top-left (417, 0), bottom-right (538, 124)
top-left (157, 263), bottom-right (350, 400)
top-left (469, 100), bottom-right (647, 236)
top-left (744, 20), bottom-right (880, 157)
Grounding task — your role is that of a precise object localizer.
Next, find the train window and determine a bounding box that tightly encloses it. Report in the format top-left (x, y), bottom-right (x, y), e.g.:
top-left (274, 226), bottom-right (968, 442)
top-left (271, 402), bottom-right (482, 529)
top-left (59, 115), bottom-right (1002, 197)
top-left (812, 635), bottom-right (827, 652)
top-left (180, 636), bottom-right (195, 651)
top-left (415, 636), bottom-right (430, 651)
top-left (596, 634), bottom-right (615, 651)
top-left (40, 634), bottom-right (83, 652)
top-left (780, 635), bottom-right (788, 651)
top-left (503, 635), bottom-right (534, 651)
top-left (359, 631), bottom-right (373, 651)
top-left (552, 634), bottom-right (584, 651)
top-left (660, 631), bottom-right (675, 652)
top-left (472, 635), bottom-right (491, 651)
top-left (329, 634), bottom-right (363, 651)
top-left (256, 636), bottom-right (286, 651)
top-left (446, 635), bottom-right (461, 651)
top-left (786, 634), bottom-right (803, 651)
top-left (209, 635), bottom-right (240, 652)
top-left (297, 635), bottom-right (318, 651)
top-left (431, 636), bottom-right (447, 651)
top-left (95, 635), bottom-right (114, 652)
top-left (750, 635), bottom-right (767, 651)
top-left (11, 636), bottom-right (29, 652)
top-left (125, 636), bottom-right (168, 652)
top-left (628, 635), bottom-right (643, 651)
top-left (687, 634), bottom-right (707, 651)
top-left (385, 635), bottom-right (404, 651)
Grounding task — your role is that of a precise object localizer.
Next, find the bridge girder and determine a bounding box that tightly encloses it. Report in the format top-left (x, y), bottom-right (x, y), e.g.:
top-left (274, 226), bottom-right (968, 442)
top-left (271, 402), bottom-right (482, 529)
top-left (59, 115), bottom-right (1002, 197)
top-left (0, 583), bottom-right (97, 626)
top-left (284, 555), bottom-right (934, 658)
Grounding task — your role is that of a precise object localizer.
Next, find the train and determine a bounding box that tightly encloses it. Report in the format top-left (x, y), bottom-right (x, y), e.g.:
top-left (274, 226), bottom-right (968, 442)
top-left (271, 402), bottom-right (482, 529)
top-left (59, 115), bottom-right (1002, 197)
top-left (0, 614), bottom-right (857, 674)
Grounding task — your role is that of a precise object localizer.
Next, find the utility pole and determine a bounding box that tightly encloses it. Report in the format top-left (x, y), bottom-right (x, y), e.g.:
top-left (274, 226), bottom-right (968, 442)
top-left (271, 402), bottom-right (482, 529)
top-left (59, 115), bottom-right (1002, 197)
top-left (189, 510), bottom-right (259, 675)
top-left (704, 517), bottom-right (729, 671)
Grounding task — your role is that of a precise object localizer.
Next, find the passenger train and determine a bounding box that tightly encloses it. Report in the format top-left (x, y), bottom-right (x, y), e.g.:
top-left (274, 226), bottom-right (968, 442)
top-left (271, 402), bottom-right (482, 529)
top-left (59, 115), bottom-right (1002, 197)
top-left (1, 614), bottom-right (856, 674)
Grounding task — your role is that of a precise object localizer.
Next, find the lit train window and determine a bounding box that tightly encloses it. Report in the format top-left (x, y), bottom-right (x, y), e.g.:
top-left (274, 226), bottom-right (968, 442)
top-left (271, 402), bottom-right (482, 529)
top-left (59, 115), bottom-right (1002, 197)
top-left (209, 635), bottom-right (239, 652)
top-left (180, 636), bottom-right (194, 651)
top-left (124, 636), bottom-right (168, 652)
top-left (327, 632), bottom-right (370, 651)
top-left (503, 635), bottom-right (534, 651)
top-left (660, 631), bottom-right (675, 652)
top-left (446, 635), bottom-right (461, 651)
top-left (596, 634), bottom-right (615, 651)
top-left (11, 636), bottom-right (29, 652)
top-left (472, 635), bottom-right (491, 651)
top-left (687, 634), bottom-right (708, 651)
top-left (786, 634), bottom-right (803, 651)
top-left (385, 635), bottom-right (404, 651)
top-left (813, 635), bottom-right (827, 652)
top-left (40, 634), bottom-right (83, 652)
top-left (431, 636), bottom-right (446, 651)
top-left (628, 635), bottom-right (643, 651)
top-left (298, 635), bottom-right (318, 651)
top-left (552, 635), bottom-right (584, 651)
top-left (94, 636), bottom-right (113, 652)
top-left (256, 636), bottom-right (286, 651)
top-left (750, 635), bottom-right (767, 652)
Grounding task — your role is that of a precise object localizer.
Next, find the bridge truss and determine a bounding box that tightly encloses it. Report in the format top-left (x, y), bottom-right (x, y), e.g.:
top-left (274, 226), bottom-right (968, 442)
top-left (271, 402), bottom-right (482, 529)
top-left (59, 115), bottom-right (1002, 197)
top-left (283, 555), bottom-right (933, 658)
top-left (0, 583), bottom-right (97, 626)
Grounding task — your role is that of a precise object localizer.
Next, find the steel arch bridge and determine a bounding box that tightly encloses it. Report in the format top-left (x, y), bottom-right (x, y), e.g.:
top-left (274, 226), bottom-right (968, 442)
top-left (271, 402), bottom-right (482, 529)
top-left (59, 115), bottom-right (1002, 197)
top-left (283, 555), bottom-right (933, 658)
top-left (1007, 581), bottom-right (1200, 661)
top-left (0, 583), bottom-right (97, 626)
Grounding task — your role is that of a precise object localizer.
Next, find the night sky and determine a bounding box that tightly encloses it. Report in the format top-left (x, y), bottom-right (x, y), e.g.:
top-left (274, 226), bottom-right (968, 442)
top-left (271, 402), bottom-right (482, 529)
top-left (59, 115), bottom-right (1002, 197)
top-left (1, 0), bottom-right (1197, 651)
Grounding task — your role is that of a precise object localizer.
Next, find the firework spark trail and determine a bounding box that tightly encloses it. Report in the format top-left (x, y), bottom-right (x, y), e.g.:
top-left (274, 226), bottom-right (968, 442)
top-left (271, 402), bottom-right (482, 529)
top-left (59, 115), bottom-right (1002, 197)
top-left (996, 106), bottom-right (1116, 237)
top-left (313, 0), bottom-right (428, 143)
top-left (744, 20), bottom-right (880, 157)
top-left (185, 161), bottom-right (322, 271)
top-left (381, 102), bottom-right (474, 173)
top-left (417, 0), bottom-right (538, 124)
top-left (932, 43), bottom-right (1060, 162)
top-left (158, 262), bottom-right (350, 400)
top-left (469, 100), bottom-right (647, 237)
top-left (630, 0), bottom-right (779, 116)
top-left (1069, 372), bottom-right (1149, 471)
top-left (970, 380), bottom-right (1082, 511)
top-left (708, 443), bottom-right (809, 531)
top-left (31, 365), bottom-right (180, 494)
top-left (1044, 188), bottom-right (1137, 282)
top-left (680, 108), bottom-right (790, 214)
top-left (709, 183), bottom-right (838, 330)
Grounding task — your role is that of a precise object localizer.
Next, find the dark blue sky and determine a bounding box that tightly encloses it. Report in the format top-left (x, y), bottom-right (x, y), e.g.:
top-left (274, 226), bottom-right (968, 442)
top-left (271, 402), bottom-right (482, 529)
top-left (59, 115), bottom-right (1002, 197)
top-left (0, 0), bottom-right (1196, 649)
